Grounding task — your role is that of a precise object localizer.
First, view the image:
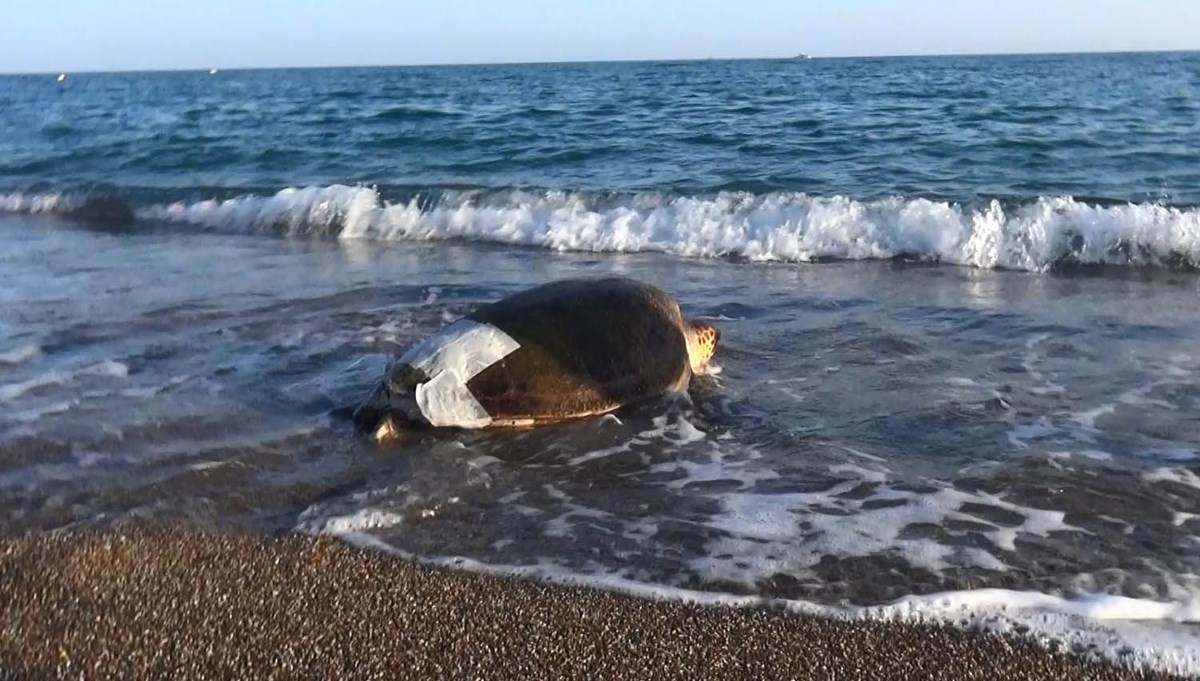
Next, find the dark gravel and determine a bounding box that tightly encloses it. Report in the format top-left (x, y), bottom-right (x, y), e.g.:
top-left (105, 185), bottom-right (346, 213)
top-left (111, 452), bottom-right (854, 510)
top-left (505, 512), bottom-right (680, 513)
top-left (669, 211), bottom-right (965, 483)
top-left (0, 529), bottom-right (1181, 681)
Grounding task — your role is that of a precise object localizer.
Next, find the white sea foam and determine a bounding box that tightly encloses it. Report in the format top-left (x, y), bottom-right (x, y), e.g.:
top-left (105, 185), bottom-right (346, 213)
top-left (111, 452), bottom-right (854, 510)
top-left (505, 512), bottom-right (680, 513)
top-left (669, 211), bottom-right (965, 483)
top-left (0, 192), bottom-right (77, 214)
top-left (1144, 467), bottom-right (1200, 490)
top-left (297, 508), bottom-right (406, 534)
top-left (640, 417), bottom-right (779, 491)
top-left (9, 400), bottom-right (75, 423)
top-left (1174, 512), bottom-right (1199, 527)
top-left (884, 587), bottom-right (1200, 622)
top-left (141, 185), bottom-right (380, 238)
top-left (1006, 417), bottom-right (1058, 449)
top-left (1073, 403), bottom-right (1117, 430)
top-left (0, 361), bottom-right (127, 402)
top-left (1144, 447), bottom-right (1198, 461)
top-left (567, 413), bottom-right (711, 467)
top-left (126, 186), bottom-right (1200, 272)
top-left (693, 483), bottom-right (1075, 579)
top-left (867, 589), bottom-right (1200, 676)
top-left (0, 345), bottom-right (41, 365)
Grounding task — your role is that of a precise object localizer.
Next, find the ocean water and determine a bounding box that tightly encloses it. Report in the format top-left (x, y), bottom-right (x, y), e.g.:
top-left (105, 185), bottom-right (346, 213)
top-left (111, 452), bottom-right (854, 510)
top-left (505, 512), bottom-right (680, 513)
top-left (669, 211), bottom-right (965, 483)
top-left (2, 53), bottom-right (1200, 673)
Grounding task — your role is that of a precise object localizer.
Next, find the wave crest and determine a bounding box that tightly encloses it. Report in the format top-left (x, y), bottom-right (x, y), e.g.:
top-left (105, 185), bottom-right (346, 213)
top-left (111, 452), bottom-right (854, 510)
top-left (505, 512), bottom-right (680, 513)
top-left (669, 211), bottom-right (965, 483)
top-left (142, 185), bottom-right (379, 238)
top-left (0, 192), bottom-right (78, 214)
top-left (8, 186), bottom-right (1200, 272)
top-left (0, 192), bottom-right (135, 225)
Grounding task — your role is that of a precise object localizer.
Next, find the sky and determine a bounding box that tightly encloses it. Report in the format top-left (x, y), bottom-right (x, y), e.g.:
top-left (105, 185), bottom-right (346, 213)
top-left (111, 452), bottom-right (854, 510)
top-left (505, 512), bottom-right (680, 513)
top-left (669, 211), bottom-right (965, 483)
top-left (2, 0), bottom-right (1198, 73)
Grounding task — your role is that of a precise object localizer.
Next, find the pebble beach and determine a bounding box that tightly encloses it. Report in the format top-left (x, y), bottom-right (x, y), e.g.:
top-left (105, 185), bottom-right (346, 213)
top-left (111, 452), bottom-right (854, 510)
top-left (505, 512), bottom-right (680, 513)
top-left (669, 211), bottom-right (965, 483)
top-left (0, 529), bottom-right (1180, 681)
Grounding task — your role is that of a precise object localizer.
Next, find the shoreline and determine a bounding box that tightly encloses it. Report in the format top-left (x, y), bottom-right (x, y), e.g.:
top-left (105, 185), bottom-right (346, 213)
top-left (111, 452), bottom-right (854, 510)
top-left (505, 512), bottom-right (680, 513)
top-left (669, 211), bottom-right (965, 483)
top-left (0, 528), bottom-right (1180, 681)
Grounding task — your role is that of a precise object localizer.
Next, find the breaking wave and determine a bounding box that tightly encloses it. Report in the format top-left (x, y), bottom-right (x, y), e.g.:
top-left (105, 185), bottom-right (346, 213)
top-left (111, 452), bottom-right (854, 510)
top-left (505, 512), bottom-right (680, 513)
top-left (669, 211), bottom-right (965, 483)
top-left (7, 186), bottom-right (1200, 272)
top-left (0, 191), bottom-right (135, 225)
top-left (0, 192), bottom-right (78, 214)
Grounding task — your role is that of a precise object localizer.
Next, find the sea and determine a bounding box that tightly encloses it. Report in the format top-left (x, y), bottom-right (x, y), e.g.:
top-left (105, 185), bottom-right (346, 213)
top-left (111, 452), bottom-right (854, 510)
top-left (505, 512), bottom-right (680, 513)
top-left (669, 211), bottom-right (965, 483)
top-left (2, 53), bottom-right (1199, 674)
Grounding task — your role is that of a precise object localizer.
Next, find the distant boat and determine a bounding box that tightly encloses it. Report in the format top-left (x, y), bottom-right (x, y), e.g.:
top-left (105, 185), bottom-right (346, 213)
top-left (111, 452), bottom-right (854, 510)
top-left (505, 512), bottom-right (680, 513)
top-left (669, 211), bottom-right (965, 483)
top-left (208, 68), bottom-right (219, 75)
top-left (793, 53), bottom-right (813, 60)
top-left (56, 73), bottom-right (66, 82)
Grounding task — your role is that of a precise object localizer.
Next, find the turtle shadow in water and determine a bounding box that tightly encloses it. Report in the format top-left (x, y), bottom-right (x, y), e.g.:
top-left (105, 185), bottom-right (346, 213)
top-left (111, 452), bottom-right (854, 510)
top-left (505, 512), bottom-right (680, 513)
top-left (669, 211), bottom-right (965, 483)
top-left (330, 382), bottom-right (735, 470)
top-left (328, 357), bottom-right (739, 462)
top-left (477, 392), bottom-right (725, 465)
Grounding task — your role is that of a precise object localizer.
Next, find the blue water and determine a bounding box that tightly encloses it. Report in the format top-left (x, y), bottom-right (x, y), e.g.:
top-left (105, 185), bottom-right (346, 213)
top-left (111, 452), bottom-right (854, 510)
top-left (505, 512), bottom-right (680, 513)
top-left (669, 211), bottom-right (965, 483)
top-left (5, 53), bottom-right (1200, 203)
top-left (3, 54), bottom-right (1200, 673)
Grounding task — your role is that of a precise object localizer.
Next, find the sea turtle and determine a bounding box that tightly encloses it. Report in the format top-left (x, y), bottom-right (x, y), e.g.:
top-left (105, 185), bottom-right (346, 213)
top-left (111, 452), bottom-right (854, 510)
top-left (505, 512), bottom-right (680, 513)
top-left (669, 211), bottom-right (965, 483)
top-left (353, 277), bottom-right (720, 442)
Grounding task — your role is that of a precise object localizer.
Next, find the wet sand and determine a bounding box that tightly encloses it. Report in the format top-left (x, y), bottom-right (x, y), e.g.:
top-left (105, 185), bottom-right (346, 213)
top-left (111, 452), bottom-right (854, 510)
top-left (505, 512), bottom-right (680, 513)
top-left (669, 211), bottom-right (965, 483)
top-left (0, 529), bottom-right (1178, 681)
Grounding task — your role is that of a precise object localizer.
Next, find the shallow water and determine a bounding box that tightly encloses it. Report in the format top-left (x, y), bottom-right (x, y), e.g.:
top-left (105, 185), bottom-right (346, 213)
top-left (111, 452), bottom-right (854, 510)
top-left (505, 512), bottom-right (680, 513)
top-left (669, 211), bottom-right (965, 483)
top-left (2, 53), bottom-right (1200, 674)
top-left (3, 211), bottom-right (1199, 670)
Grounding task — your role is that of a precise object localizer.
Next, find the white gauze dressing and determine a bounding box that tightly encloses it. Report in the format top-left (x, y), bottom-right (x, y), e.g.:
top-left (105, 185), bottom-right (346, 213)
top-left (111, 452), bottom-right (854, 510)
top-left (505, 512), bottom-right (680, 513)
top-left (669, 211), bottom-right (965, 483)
top-left (397, 319), bottom-right (520, 428)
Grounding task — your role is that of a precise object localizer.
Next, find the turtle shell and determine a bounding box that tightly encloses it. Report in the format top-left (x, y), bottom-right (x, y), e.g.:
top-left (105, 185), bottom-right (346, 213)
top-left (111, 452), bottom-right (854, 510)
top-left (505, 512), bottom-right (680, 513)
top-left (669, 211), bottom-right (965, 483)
top-left (459, 277), bottom-right (692, 423)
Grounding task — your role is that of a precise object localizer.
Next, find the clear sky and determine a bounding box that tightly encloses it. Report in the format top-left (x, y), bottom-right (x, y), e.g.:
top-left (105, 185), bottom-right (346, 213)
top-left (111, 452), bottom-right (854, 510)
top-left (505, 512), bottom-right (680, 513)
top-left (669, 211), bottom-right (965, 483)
top-left (3, 0), bottom-right (1198, 73)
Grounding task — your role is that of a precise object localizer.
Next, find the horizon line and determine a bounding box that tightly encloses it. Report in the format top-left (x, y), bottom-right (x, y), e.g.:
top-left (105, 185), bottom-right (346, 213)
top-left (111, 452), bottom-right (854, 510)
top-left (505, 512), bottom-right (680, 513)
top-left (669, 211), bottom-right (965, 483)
top-left (4, 48), bottom-right (1196, 77)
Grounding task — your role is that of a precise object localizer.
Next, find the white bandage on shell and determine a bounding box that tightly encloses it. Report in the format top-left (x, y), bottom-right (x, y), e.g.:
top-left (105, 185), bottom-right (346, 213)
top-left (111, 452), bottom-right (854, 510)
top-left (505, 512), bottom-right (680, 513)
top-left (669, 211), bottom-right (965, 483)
top-left (397, 319), bottom-right (520, 427)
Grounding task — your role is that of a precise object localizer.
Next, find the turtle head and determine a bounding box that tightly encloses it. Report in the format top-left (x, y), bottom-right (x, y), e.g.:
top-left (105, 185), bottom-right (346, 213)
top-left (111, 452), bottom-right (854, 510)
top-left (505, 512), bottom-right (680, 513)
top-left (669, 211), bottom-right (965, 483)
top-left (352, 364), bottom-right (430, 443)
top-left (352, 381), bottom-right (403, 443)
top-left (684, 320), bottom-right (721, 372)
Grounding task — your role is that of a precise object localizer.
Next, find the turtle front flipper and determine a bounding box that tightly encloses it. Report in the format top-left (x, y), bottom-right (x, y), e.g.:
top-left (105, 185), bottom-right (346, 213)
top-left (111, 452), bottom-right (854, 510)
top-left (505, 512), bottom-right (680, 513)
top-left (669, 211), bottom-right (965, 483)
top-left (351, 381), bottom-right (391, 434)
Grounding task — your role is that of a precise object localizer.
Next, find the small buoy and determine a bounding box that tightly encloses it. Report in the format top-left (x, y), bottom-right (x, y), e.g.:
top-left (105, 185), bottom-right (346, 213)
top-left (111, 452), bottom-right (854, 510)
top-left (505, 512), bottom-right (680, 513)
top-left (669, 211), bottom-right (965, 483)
top-left (57, 73), bottom-right (66, 82)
